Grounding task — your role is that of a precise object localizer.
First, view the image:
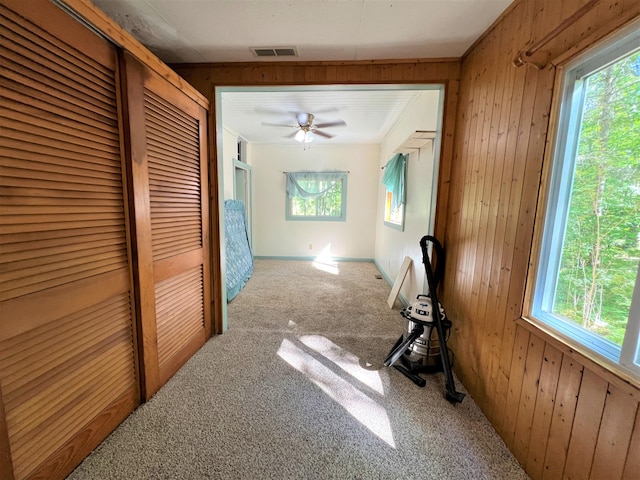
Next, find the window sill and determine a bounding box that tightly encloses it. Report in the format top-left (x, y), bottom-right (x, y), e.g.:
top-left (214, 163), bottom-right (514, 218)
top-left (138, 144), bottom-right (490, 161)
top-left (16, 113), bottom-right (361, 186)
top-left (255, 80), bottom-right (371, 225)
top-left (517, 316), bottom-right (640, 397)
top-left (286, 216), bottom-right (346, 222)
top-left (383, 220), bottom-right (404, 231)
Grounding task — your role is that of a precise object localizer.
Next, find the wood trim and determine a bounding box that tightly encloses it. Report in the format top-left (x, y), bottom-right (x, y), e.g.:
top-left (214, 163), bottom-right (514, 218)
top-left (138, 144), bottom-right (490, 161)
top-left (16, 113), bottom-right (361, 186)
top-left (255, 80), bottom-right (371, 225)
top-left (433, 80), bottom-right (459, 244)
top-left (513, 0), bottom-right (602, 68)
top-left (115, 45), bottom-right (143, 411)
top-left (198, 105), bottom-right (212, 339)
top-left (0, 268), bottom-right (129, 341)
top-left (172, 61), bottom-right (461, 95)
top-left (120, 51), bottom-right (160, 399)
top-left (24, 386), bottom-right (137, 480)
top-left (56, 0), bottom-right (208, 110)
top-left (173, 58), bottom-right (461, 68)
top-left (208, 86), bottom-right (224, 335)
top-left (551, 11), bottom-right (640, 67)
top-left (153, 248), bottom-right (205, 283)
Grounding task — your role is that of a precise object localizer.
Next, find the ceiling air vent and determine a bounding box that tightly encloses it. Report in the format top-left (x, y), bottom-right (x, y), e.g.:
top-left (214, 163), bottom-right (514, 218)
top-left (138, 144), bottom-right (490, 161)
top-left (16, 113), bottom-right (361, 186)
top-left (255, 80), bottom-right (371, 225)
top-left (251, 47), bottom-right (298, 58)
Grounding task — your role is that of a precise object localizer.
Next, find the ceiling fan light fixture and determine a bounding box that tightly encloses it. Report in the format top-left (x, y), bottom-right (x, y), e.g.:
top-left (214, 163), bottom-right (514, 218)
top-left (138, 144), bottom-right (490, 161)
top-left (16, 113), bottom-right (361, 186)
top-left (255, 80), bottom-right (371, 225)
top-left (295, 129), bottom-right (306, 142)
top-left (304, 131), bottom-right (314, 143)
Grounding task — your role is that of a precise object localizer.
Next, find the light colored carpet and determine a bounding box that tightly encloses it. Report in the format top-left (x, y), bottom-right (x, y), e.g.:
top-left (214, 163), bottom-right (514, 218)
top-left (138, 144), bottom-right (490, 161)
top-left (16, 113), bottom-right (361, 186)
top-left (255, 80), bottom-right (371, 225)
top-left (67, 259), bottom-right (529, 480)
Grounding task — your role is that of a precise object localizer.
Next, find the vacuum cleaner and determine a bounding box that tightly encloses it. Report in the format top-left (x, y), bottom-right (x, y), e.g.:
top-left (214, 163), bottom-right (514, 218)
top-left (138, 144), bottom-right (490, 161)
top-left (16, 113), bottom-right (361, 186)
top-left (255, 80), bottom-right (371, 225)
top-left (384, 235), bottom-right (465, 404)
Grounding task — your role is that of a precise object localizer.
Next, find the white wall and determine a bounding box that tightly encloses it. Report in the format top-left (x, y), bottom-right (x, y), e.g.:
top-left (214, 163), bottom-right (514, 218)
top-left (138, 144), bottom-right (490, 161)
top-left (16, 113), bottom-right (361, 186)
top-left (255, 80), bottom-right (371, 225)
top-left (251, 144), bottom-right (379, 258)
top-left (374, 90), bottom-right (442, 303)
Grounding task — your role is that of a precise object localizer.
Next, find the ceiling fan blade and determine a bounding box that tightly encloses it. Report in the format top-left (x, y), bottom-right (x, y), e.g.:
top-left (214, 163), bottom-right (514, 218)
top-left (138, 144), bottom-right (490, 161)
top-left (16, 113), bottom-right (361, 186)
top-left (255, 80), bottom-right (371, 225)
top-left (283, 131), bottom-right (299, 138)
top-left (261, 122), bottom-right (296, 128)
top-left (314, 120), bottom-right (346, 128)
top-left (314, 130), bottom-right (334, 139)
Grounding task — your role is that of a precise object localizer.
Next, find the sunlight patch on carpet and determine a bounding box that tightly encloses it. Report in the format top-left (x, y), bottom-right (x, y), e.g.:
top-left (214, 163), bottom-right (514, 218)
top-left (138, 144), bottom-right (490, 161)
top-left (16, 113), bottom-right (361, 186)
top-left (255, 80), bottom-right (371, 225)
top-left (277, 338), bottom-right (395, 448)
top-left (298, 335), bottom-right (384, 395)
top-left (313, 245), bottom-right (339, 275)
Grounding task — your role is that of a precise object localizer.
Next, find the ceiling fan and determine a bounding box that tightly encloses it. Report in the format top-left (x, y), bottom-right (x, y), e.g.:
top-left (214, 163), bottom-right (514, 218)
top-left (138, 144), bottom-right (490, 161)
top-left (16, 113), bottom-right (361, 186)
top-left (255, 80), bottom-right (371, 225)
top-left (261, 111), bottom-right (346, 143)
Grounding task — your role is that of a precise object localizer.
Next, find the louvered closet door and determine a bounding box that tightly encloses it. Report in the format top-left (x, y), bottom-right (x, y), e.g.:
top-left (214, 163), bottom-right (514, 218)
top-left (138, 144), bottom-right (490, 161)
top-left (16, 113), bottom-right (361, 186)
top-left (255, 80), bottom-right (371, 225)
top-left (0, 1), bottom-right (139, 479)
top-left (123, 53), bottom-right (211, 398)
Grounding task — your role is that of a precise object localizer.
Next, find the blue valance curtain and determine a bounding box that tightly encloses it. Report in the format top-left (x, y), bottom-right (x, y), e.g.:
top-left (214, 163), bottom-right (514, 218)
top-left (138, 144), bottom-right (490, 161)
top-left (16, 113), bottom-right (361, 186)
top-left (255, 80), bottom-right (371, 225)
top-left (382, 153), bottom-right (407, 210)
top-left (286, 171), bottom-right (347, 198)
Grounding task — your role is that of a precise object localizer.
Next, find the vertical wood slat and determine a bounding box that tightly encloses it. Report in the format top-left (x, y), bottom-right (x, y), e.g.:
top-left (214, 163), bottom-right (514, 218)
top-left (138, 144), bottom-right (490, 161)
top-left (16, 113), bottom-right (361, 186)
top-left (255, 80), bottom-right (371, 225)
top-left (525, 344), bottom-right (563, 478)
top-left (542, 355), bottom-right (584, 480)
top-left (623, 408), bottom-right (640, 479)
top-left (512, 333), bottom-right (546, 464)
top-left (503, 325), bottom-right (531, 447)
top-left (562, 369), bottom-right (609, 479)
top-left (402, 0), bottom-right (640, 479)
top-left (590, 386), bottom-right (638, 480)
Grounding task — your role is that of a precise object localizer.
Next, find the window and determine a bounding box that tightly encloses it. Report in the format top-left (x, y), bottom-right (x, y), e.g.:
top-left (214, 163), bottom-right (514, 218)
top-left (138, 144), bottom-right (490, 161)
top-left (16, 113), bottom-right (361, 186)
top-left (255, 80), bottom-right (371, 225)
top-left (382, 153), bottom-right (407, 230)
top-left (286, 172), bottom-right (347, 221)
top-left (531, 26), bottom-right (640, 381)
top-left (384, 190), bottom-right (405, 226)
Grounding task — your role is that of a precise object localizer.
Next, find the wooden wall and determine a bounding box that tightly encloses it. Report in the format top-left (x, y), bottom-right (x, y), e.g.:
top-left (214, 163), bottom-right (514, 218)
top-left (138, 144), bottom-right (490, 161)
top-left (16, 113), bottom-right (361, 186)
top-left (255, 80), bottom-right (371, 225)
top-left (171, 59), bottom-right (461, 249)
top-left (443, 0), bottom-right (640, 478)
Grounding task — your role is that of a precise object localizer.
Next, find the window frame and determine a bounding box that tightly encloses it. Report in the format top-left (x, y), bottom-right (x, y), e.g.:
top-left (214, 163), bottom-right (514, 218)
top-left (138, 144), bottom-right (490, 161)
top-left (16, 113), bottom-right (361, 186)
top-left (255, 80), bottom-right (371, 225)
top-left (285, 172), bottom-right (348, 222)
top-left (526, 22), bottom-right (640, 384)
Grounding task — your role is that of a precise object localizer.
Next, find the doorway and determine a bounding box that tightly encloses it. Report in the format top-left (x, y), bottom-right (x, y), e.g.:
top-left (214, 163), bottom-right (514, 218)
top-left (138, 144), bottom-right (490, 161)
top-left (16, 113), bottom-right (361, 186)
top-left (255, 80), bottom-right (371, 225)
top-left (216, 85), bottom-right (445, 331)
top-left (233, 157), bottom-right (252, 248)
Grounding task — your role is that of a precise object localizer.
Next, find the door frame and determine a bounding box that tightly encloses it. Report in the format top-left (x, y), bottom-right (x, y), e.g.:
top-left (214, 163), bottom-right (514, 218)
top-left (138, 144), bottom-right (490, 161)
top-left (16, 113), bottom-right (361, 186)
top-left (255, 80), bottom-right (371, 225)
top-left (233, 159), bottom-right (253, 249)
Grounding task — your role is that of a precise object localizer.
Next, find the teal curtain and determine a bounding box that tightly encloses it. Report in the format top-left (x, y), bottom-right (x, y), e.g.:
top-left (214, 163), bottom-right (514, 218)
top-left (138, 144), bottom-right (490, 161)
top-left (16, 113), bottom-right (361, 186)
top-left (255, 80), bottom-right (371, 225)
top-left (382, 153), bottom-right (406, 210)
top-left (286, 171), bottom-right (347, 198)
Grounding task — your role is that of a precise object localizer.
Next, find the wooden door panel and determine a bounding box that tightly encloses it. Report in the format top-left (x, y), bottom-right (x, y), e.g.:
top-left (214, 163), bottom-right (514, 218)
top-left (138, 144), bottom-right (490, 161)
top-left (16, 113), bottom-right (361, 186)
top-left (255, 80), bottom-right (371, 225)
top-left (123, 52), bottom-right (211, 398)
top-left (155, 265), bottom-right (205, 368)
top-left (0, 2), bottom-right (139, 478)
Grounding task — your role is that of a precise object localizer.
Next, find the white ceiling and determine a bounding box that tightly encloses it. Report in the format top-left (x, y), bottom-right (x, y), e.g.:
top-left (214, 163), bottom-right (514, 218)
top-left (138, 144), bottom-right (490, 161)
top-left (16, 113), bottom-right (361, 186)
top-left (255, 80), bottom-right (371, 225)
top-left (221, 87), bottom-right (441, 144)
top-left (92, 0), bottom-right (512, 145)
top-left (92, 0), bottom-right (512, 64)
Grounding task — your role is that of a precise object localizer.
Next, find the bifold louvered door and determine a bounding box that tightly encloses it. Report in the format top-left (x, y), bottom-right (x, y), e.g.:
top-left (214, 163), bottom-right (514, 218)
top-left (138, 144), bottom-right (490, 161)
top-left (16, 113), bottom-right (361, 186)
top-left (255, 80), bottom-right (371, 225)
top-left (122, 53), bottom-right (211, 398)
top-left (0, 1), bottom-right (139, 479)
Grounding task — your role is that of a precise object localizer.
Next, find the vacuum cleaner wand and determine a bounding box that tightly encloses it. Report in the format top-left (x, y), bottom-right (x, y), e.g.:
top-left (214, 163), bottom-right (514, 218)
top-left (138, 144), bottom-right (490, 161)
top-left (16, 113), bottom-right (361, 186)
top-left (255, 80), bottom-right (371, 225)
top-left (419, 235), bottom-right (465, 404)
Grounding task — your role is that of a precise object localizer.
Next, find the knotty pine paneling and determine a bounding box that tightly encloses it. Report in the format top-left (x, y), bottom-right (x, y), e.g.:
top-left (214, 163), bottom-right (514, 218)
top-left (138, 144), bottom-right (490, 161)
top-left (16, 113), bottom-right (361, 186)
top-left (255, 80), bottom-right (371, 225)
top-left (444, 0), bottom-right (640, 479)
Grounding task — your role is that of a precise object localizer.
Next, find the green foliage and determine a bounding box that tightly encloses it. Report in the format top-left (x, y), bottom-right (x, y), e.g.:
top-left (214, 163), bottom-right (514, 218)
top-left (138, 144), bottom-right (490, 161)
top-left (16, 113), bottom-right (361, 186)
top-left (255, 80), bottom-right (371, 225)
top-left (290, 180), bottom-right (343, 217)
top-left (554, 50), bottom-right (640, 346)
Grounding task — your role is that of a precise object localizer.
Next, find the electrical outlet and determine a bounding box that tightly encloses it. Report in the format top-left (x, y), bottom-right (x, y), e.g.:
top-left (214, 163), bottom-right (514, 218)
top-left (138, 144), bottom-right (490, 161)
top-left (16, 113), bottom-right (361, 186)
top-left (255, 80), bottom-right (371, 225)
top-left (308, 244), bottom-right (313, 250)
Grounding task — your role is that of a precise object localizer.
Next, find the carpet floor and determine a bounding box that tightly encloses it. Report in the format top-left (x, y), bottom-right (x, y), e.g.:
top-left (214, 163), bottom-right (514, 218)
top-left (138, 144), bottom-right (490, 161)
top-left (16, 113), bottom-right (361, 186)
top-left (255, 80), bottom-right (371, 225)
top-left (67, 259), bottom-right (529, 480)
